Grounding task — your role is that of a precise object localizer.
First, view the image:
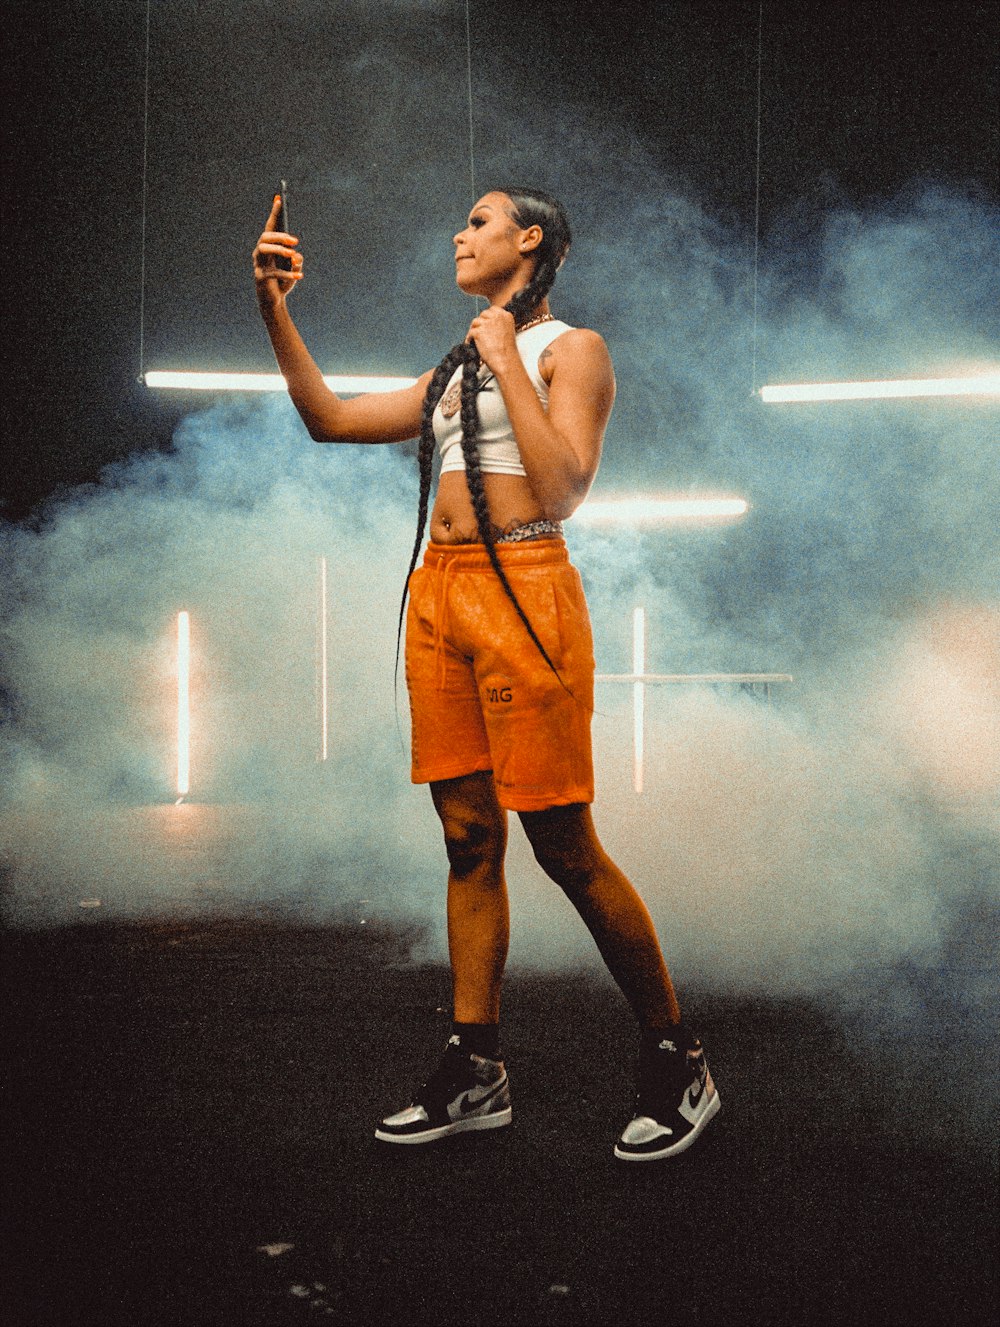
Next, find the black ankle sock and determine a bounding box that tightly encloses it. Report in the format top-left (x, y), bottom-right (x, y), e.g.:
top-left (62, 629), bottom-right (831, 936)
top-left (452, 1021), bottom-right (501, 1060)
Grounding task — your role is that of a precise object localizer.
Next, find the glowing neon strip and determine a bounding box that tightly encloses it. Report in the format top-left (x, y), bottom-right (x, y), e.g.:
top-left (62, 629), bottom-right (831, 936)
top-left (596, 672), bottom-right (794, 684)
top-left (319, 557), bottom-right (329, 763)
top-left (144, 371), bottom-right (418, 393)
top-left (577, 498), bottom-right (749, 522)
top-left (760, 373), bottom-right (1000, 403)
top-left (633, 607), bottom-right (645, 796)
top-left (177, 611), bottom-right (190, 798)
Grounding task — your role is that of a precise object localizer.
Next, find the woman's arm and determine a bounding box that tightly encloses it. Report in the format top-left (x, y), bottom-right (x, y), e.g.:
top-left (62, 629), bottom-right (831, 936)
top-left (467, 309), bottom-right (616, 520)
top-left (254, 196), bottom-right (430, 444)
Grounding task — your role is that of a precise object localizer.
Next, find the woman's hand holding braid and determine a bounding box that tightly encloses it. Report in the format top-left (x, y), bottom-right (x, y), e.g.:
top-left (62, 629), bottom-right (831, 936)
top-left (253, 194), bottom-right (304, 309)
top-left (466, 306), bottom-right (519, 376)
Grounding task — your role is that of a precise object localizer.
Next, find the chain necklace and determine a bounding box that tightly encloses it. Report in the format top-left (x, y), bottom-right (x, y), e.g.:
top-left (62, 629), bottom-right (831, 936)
top-left (515, 311), bottom-right (555, 334)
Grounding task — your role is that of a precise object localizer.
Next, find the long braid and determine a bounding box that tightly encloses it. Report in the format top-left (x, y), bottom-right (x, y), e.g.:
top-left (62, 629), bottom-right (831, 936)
top-left (399, 186), bottom-right (574, 686)
top-left (506, 254), bottom-right (558, 329)
top-left (457, 342), bottom-right (565, 684)
top-left (395, 345), bottom-right (468, 681)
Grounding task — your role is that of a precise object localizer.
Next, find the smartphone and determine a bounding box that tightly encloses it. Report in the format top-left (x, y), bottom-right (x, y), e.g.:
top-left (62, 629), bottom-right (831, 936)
top-left (275, 180), bottom-right (291, 271)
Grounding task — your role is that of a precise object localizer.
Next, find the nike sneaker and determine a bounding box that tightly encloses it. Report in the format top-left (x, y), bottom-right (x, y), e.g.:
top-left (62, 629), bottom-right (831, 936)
top-left (375, 1036), bottom-right (512, 1145)
top-left (614, 1033), bottom-right (720, 1161)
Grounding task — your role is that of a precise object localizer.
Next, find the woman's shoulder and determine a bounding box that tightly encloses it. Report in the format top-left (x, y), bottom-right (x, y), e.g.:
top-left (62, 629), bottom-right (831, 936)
top-left (544, 324), bottom-right (612, 365)
top-left (526, 318), bottom-right (609, 358)
top-left (552, 324), bottom-right (606, 348)
top-left (535, 323), bottom-right (614, 389)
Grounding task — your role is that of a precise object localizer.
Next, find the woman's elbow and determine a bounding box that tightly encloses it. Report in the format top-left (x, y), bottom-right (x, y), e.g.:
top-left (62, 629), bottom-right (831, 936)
top-left (307, 423), bottom-right (336, 443)
top-left (288, 394), bottom-right (346, 442)
top-left (301, 410), bottom-right (347, 443)
top-left (543, 485), bottom-right (589, 522)
top-left (548, 471), bottom-right (595, 521)
top-left (543, 497), bottom-right (578, 522)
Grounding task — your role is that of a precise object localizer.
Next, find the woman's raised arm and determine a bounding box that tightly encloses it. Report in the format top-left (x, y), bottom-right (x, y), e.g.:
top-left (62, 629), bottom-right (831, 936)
top-left (253, 195), bottom-right (430, 444)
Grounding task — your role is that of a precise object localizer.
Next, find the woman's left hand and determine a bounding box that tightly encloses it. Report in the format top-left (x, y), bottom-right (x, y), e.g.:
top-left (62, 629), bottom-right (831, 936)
top-left (467, 307), bottom-right (518, 375)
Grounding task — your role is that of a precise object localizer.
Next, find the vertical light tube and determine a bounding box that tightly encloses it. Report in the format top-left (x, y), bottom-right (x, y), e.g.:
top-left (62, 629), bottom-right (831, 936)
top-left (318, 557), bottom-right (330, 762)
top-left (633, 607), bottom-right (645, 795)
top-left (177, 611), bottom-right (191, 799)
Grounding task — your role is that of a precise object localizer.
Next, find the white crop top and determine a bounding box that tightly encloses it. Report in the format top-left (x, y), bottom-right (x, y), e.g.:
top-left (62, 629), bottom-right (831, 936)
top-left (433, 318), bottom-right (574, 476)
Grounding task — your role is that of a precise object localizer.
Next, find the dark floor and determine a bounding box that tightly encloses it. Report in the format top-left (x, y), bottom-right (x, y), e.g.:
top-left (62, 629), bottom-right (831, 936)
top-left (2, 917), bottom-right (997, 1327)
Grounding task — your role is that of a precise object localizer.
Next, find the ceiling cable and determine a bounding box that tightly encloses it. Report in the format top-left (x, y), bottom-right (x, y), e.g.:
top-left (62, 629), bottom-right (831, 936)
top-left (464, 0), bottom-right (478, 203)
top-left (750, 1), bottom-right (764, 396)
top-left (138, 0), bottom-right (152, 383)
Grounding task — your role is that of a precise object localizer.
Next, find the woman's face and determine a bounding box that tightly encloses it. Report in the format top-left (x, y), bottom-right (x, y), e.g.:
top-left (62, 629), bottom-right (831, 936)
top-left (452, 192), bottom-right (541, 298)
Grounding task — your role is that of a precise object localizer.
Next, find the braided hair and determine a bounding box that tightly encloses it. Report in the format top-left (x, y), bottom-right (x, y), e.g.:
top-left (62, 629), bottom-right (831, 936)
top-left (399, 188), bottom-right (573, 679)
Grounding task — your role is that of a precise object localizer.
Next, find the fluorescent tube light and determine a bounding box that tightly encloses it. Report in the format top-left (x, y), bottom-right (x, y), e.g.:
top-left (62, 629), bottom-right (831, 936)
top-left (577, 498), bottom-right (749, 522)
top-left (760, 373), bottom-right (1000, 403)
top-left (144, 371), bottom-right (418, 393)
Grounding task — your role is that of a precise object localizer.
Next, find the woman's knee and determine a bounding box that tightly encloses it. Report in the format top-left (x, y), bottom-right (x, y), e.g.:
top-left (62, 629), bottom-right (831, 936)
top-left (432, 776), bottom-right (507, 879)
top-left (533, 844), bottom-right (596, 895)
top-left (520, 804), bottom-right (603, 894)
top-left (443, 813), bottom-right (506, 877)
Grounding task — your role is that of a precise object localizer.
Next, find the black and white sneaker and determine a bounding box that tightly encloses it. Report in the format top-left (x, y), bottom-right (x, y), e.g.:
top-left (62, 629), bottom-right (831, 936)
top-left (614, 1033), bottom-right (720, 1162)
top-left (375, 1036), bottom-right (512, 1145)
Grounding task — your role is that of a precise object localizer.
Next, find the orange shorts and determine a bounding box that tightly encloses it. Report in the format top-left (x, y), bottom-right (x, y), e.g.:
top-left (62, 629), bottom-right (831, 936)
top-left (405, 539), bottom-right (595, 811)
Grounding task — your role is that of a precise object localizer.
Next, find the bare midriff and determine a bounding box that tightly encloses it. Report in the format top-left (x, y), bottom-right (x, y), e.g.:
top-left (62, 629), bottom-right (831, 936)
top-left (429, 470), bottom-right (550, 544)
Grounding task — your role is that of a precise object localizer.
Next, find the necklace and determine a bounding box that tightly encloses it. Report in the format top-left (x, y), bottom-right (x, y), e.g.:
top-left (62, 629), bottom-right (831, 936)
top-left (516, 311), bottom-right (555, 334)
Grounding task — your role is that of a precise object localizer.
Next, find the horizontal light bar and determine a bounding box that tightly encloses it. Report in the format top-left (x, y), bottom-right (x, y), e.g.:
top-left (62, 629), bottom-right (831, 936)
top-left (760, 373), bottom-right (1000, 403)
top-left (595, 672), bottom-right (793, 684)
top-left (144, 371), bottom-right (418, 393)
top-left (577, 498), bottom-right (749, 522)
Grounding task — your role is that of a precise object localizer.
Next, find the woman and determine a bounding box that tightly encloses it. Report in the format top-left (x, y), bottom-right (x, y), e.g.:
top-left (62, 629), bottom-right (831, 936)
top-left (253, 187), bottom-right (719, 1160)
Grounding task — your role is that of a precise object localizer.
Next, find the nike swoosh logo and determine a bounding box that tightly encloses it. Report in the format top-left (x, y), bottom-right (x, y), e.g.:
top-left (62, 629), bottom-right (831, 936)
top-left (688, 1072), bottom-right (707, 1110)
top-left (457, 1077), bottom-right (507, 1116)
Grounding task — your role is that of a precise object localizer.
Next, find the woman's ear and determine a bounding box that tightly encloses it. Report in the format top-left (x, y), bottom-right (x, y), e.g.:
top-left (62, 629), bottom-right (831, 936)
top-left (518, 224), bottom-right (544, 255)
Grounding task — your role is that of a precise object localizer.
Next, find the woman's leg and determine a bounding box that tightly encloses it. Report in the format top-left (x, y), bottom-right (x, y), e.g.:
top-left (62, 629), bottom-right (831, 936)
top-left (518, 803), bottom-right (681, 1029)
top-left (430, 770), bottom-right (510, 1024)
top-left (374, 771), bottom-right (512, 1144)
